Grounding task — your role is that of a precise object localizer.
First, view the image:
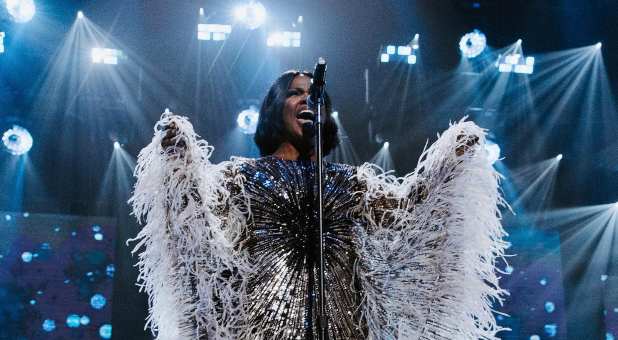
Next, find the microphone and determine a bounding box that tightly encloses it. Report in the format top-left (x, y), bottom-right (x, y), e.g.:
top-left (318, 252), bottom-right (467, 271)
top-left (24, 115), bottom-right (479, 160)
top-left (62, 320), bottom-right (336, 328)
top-left (307, 57), bottom-right (327, 110)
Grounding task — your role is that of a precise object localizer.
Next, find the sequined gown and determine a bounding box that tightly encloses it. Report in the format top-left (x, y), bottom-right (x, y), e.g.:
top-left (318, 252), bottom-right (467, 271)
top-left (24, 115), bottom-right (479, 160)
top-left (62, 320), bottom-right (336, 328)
top-left (130, 113), bottom-right (509, 340)
top-left (234, 157), bottom-right (365, 339)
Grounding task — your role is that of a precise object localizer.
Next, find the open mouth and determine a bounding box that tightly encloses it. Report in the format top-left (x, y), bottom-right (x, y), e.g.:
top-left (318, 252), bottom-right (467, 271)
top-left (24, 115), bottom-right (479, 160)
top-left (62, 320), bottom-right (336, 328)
top-left (296, 110), bottom-right (314, 125)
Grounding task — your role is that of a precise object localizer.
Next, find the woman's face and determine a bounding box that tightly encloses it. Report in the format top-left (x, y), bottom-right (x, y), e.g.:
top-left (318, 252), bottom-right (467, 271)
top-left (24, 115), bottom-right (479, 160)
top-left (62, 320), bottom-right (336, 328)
top-left (282, 74), bottom-right (312, 140)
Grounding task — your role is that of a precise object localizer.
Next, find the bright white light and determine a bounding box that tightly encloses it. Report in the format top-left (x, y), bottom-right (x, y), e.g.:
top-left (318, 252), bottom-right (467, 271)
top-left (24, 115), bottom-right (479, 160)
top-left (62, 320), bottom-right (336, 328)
top-left (459, 29), bottom-right (487, 58)
top-left (199, 7), bottom-right (204, 16)
top-left (233, 2), bottom-right (266, 30)
top-left (331, 111), bottom-right (339, 119)
top-left (386, 45), bottom-right (396, 55)
top-left (236, 106), bottom-right (259, 134)
top-left (525, 56), bottom-right (535, 66)
top-left (411, 33), bottom-right (420, 49)
top-left (266, 31), bottom-right (301, 48)
top-left (516, 39), bottom-right (522, 45)
top-left (596, 42), bottom-right (602, 49)
top-left (6, 0), bottom-right (36, 23)
top-left (556, 154), bottom-right (563, 161)
top-left (0, 32), bottom-right (5, 54)
top-left (384, 142), bottom-right (389, 148)
top-left (498, 63), bottom-right (513, 73)
top-left (113, 141), bottom-right (121, 149)
top-left (613, 202), bottom-right (618, 210)
top-left (77, 11), bottom-right (84, 19)
top-left (297, 15), bottom-right (303, 24)
top-left (504, 53), bottom-right (521, 65)
top-left (2, 125), bottom-right (33, 155)
top-left (198, 24), bottom-right (232, 41)
top-left (380, 53), bottom-right (389, 63)
top-left (397, 45), bottom-right (411, 56)
top-left (485, 141), bottom-right (501, 164)
top-left (497, 53), bottom-right (534, 74)
top-left (91, 48), bottom-right (122, 65)
top-left (407, 55), bottom-right (417, 64)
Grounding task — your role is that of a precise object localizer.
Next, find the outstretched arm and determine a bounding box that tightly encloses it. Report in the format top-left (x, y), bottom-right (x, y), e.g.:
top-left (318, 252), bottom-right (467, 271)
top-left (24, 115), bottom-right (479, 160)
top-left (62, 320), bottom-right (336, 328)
top-left (355, 118), bottom-right (509, 340)
top-left (129, 112), bottom-right (251, 339)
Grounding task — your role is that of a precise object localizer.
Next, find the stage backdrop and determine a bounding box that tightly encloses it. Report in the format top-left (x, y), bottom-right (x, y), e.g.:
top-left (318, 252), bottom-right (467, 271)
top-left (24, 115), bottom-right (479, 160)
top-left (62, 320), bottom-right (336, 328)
top-left (0, 211), bottom-right (116, 340)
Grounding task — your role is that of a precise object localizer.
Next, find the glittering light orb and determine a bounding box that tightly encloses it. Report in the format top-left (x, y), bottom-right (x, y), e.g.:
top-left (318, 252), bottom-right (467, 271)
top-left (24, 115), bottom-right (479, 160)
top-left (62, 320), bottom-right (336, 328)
top-left (236, 106), bottom-right (259, 134)
top-left (607, 333), bottom-right (615, 340)
top-left (601, 274), bottom-right (608, 281)
top-left (80, 315), bottom-right (90, 325)
top-left (92, 224), bottom-right (101, 232)
top-left (99, 324), bottom-right (112, 339)
top-left (106, 264), bottom-right (115, 277)
top-left (459, 29), bottom-right (487, 58)
top-left (90, 294), bottom-right (106, 310)
top-left (233, 2), bottom-right (266, 30)
top-left (21, 251), bottom-right (33, 262)
top-left (544, 323), bottom-right (557, 337)
top-left (66, 314), bottom-right (81, 328)
top-left (30, 299), bottom-right (36, 305)
top-left (94, 233), bottom-right (103, 241)
top-left (545, 301), bottom-right (555, 313)
top-left (42, 319), bottom-right (56, 332)
top-left (5, 0), bottom-right (36, 23)
top-left (2, 125), bottom-right (33, 155)
top-left (539, 278), bottom-right (547, 286)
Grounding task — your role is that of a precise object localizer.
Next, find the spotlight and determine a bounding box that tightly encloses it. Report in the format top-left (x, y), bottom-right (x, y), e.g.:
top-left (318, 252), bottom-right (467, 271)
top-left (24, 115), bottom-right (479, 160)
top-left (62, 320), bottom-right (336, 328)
top-left (198, 24), bottom-right (232, 41)
top-left (77, 11), bottom-right (84, 19)
top-left (113, 141), bottom-right (121, 149)
top-left (2, 125), bottom-right (33, 155)
top-left (613, 202), bottom-right (618, 210)
top-left (397, 45), bottom-right (412, 56)
top-left (516, 39), bottom-right (522, 45)
top-left (459, 29), bottom-right (487, 58)
top-left (386, 45), bottom-right (396, 55)
top-left (0, 32), bottom-right (5, 54)
top-left (199, 7), bottom-right (204, 16)
top-left (331, 111), bottom-right (339, 119)
top-left (236, 106), bottom-right (259, 134)
top-left (233, 2), bottom-right (267, 30)
top-left (407, 55), bottom-right (417, 64)
top-left (556, 154), bottom-right (563, 161)
top-left (410, 34), bottom-right (420, 50)
top-left (5, 0), bottom-right (36, 23)
top-left (266, 31), bottom-right (301, 47)
top-left (497, 52), bottom-right (534, 74)
top-left (297, 15), bottom-right (303, 24)
top-left (91, 48), bottom-right (123, 65)
top-left (384, 142), bottom-right (389, 148)
top-left (595, 42), bottom-right (602, 49)
top-left (380, 53), bottom-right (389, 63)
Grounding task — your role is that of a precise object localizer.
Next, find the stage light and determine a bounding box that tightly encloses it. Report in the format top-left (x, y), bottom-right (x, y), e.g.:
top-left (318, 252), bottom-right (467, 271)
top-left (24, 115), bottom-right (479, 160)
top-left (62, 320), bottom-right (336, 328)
top-left (407, 55), bottom-right (417, 64)
top-left (91, 48), bottom-right (122, 65)
top-left (596, 42), bottom-right (602, 49)
top-left (386, 45), bottom-right (396, 55)
top-left (6, 0), bottom-right (36, 23)
top-left (380, 53), bottom-right (389, 63)
top-left (297, 15), bottom-right (303, 24)
top-left (410, 34), bottom-right (420, 50)
top-left (266, 31), bottom-right (301, 47)
top-left (199, 7), bottom-right (204, 16)
top-left (233, 2), bottom-right (266, 30)
top-left (397, 45), bottom-right (411, 56)
top-left (383, 142), bottom-right (389, 148)
top-left (613, 202), bottom-right (618, 210)
top-left (198, 24), bottom-right (232, 41)
top-left (0, 32), bottom-right (5, 54)
top-left (459, 29), bottom-right (487, 58)
top-left (2, 125), bottom-right (33, 155)
top-left (331, 111), bottom-right (339, 119)
top-left (516, 39), bottom-right (522, 45)
top-left (236, 106), bottom-right (259, 134)
top-left (113, 141), bottom-right (121, 149)
top-left (556, 154), bottom-right (563, 161)
top-left (497, 52), bottom-right (534, 74)
top-left (77, 11), bottom-right (84, 19)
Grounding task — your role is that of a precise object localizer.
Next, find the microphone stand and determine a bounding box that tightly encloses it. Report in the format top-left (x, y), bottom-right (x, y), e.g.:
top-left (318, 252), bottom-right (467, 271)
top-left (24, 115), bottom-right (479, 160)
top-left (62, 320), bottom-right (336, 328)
top-left (310, 58), bottom-right (328, 340)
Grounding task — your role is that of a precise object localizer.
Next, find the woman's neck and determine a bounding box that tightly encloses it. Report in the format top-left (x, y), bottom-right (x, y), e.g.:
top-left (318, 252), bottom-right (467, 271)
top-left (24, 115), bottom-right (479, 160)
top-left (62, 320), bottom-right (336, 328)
top-left (272, 142), bottom-right (316, 161)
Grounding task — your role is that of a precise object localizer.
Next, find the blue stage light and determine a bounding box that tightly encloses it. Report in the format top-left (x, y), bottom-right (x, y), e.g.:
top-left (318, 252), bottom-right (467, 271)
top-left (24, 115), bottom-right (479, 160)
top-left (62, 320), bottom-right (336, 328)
top-left (0, 32), bottom-right (5, 54)
top-left (6, 0), bottom-right (35, 23)
top-left (2, 125), bottom-right (33, 155)
top-left (236, 106), bottom-right (259, 134)
top-left (397, 45), bottom-right (411, 56)
top-left (233, 2), bottom-right (266, 30)
top-left (459, 29), bottom-right (486, 58)
top-left (407, 55), bottom-right (417, 64)
top-left (386, 45), bottom-right (396, 55)
top-left (42, 319), bottom-right (56, 332)
top-left (90, 293), bottom-right (106, 310)
top-left (380, 53), bottom-right (389, 63)
top-left (77, 11), bottom-right (84, 19)
top-left (99, 324), bottom-right (112, 339)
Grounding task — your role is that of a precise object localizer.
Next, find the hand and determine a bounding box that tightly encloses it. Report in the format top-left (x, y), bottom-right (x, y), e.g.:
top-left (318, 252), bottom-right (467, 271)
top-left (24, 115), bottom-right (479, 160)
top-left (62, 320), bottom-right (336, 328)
top-left (455, 134), bottom-right (479, 157)
top-left (161, 122), bottom-right (186, 150)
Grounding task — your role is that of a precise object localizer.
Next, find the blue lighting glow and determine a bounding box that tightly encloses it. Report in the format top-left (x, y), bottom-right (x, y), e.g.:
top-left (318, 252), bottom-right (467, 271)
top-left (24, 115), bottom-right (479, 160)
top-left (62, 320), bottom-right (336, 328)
top-left (99, 324), bottom-right (112, 339)
top-left (233, 2), bottom-right (266, 30)
top-left (0, 32), bottom-right (5, 54)
top-left (42, 319), bottom-right (56, 332)
top-left (80, 315), bottom-right (91, 325)
top-left (544, 323), bottom-right (557, 337)
top-left (90, 293), bottom-right (107, 310)
top-left (236, 106), bottom-right (259, 135)
top-left (530, 335), bottom-right (540, 340)
top-left (106, 264), bottom-right (115, 277)
top-left (386, 45), bottom-right (396, 54)
top-left (66, 314), bottom-right (81, 328)
top-left (545, 301), bottom-right (555, 313)
top-left (540, 278), bottom-right (547, 286)
top-left (94, 233), bottom-right (104, 241)
top-left (380, 53), bottom-right (389, 63)
top-left (459, 29), bottom-right (487, 58)
top-left (21, 251), bottom-right (33, 263)
top-left (397, 45), bottom-right (412, 56)
top-left (2, 125), bottom-right (33, 155)
top-left (407, 55), bottom-right (417, 65)
top-left (6, 0), bottom-right (36, 23)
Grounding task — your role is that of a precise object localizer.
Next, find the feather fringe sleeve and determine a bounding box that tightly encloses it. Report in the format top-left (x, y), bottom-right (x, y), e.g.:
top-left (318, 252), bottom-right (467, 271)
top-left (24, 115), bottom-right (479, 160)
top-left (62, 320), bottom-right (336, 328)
top-left (354, 118), bottom-right (510, 340)
top-left (128, 112), bottom-right (252, 340)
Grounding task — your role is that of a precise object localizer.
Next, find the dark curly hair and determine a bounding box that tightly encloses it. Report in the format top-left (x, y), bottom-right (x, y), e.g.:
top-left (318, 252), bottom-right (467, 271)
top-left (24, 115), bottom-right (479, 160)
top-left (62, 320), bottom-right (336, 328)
top-left (254, 70), bottom-right (339, 157)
